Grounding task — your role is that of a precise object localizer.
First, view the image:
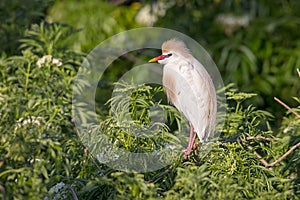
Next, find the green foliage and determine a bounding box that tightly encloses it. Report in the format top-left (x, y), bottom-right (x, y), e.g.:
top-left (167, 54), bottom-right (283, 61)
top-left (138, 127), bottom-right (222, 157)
top-left (0, 0), bottom-right (54, 55)
top-left (102, 82), bottom-right (184, 153)
top-left (0, 22), bottom-right (84, 199)
top-left (19, 22), bottom-right (79, 57)
top-left (47, 0), bottom-right (141, 52)
top-left (70, 82), bottom-right (298, 199)
top-left (279, 97), bottom-right (300, 137)
top-left (1, 1), bottom-right (299, 200)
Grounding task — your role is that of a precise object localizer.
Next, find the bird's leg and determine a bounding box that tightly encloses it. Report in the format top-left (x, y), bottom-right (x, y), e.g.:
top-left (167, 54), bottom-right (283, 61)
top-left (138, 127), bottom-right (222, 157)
top-left (183, 123), bottom-right (197, 159)
top-left (187, 123), bottom-right (195, 152)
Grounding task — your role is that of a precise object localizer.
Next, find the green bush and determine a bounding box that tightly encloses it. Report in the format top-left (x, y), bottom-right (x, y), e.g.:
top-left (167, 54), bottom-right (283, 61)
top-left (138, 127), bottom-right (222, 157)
top-left (0, 1), bottom-right (299, 199)
top-left (0, 0), bottom-right (54, 55)
top-left (0, 22), bottom-right (84, 199)
top-left (47, 0), bottom-right (141, 52)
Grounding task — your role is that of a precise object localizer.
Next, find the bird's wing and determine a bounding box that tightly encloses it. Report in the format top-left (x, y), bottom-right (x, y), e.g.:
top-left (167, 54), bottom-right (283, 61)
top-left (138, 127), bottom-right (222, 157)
top-left (163, 59), bottom-right (216, 141)
top-left (189, 58), bottom-right (217, 140)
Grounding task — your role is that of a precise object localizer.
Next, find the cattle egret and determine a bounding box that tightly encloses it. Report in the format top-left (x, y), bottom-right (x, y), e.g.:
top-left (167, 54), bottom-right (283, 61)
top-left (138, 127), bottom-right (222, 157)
top-left (149, 39), bottom-right (217, 159)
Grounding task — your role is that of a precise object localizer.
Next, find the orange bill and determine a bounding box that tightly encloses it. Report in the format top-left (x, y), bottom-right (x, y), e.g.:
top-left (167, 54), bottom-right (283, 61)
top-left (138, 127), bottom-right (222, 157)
top-left (148, 54), bottom-right (172, 62)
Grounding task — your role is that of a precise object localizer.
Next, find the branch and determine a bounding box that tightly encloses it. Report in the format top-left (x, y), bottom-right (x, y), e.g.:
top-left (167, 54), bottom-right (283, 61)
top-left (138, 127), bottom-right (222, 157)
top-left (241, 141), bottom-right (269, 167)
top-left (146, 165), bottom-right (174, 184)
top-left (69, 185), bottom-right (79, 200)
top-left (246, 135), bottom-right (278, 141)
top-left (268, 142), bottom-right (300, 167)
top-left (223, 135), bottom-right (278, 143)
top-left (0, 184), bottom-right (5, 199)
top-left (243, 139), bottom-right (300, 169)
top-left (274, 97), bottom-right (300, 119)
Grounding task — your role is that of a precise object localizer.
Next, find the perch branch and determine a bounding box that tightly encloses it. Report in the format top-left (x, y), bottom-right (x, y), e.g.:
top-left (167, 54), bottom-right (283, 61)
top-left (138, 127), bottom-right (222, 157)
top-left (241, 141), bottom-right (270, 168)
top-left (69, 185), bottom-right (79, 200)
top-left (274, 97), bottom-right (300, 119)
top-left (243, 95), bottom-right (300, 169)
top-left (243, 138), bottom-right (300, 169)
top-left (246, 135), bottom-right (278, 141)
top-left (223, 135), bottom-right (278, 143)
top-left (267, 141), bottom-right (300, 167)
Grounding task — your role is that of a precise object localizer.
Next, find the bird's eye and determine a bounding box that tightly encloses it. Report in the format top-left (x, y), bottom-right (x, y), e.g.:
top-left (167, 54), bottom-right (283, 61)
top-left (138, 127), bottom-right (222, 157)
top-left (167, 53), bottom-right (172, 58)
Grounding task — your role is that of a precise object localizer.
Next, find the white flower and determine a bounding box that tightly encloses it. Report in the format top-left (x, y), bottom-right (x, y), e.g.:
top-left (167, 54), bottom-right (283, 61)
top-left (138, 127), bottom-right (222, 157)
top-left (45, 182), bottom-right (67, 200)
top-left (216, 14), bottom-right (250, 27)
top-left (36, 55), bottom-right (63, 68)
top-left (14, 116), bottom-right (44, 133)
top-left (54, 182), bottom-right (65, 193)
top-left (52, 58), bottom-right (63, 67)
top-left (37, 55), bottom-right (52, 68)
top-left (135, 2), bottom-right (174, 26)
top-left (29, 158), bottom-right (41, 164)
top-left (216, 13), bottom-right (251, 35)
top-left (283, 126), bottom-right (293, 133)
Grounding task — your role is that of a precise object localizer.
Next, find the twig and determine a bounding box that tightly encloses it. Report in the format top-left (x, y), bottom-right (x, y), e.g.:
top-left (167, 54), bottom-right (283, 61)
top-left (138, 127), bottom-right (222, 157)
top-left (243, 139), bottom-right (300, 169)
top-left (268, 141), bottom-right (300, 167)
top-left (146, 165), bottom-right (174, 184)
top-left (223, 135), bottom-right (278, 143)
top-left (69, 185), bottom-right (78, 200)
top-left (242, 130), bottom-right (300, 169)
top-left (246, 135), bottom-right (278, 141)
top-left (242, 141), bottom-right (270, 168)
top-left (0, 185), bottom-right (5, 200)
top-left (274, 97), bottom-right (300, 119)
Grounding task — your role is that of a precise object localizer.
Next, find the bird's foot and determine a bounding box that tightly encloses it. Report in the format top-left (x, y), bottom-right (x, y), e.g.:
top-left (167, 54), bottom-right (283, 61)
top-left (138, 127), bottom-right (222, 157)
top-left (182, 149), bottom-right (191, 162)
top-left (193, 141), bottom-right (200, 150)
top-left (192, 143), bottom-right (201, 166)
top-left (182, 143), bottom-right (201, 163)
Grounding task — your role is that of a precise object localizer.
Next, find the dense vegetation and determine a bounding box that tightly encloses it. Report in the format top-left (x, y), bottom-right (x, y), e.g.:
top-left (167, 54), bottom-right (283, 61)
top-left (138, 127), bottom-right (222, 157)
top-left (0, 0), bottom-right (299, 199)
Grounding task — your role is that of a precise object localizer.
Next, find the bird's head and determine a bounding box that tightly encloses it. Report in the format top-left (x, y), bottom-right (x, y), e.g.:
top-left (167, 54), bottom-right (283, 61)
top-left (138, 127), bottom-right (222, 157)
top-left (148, 38), bottom-right (191, 64)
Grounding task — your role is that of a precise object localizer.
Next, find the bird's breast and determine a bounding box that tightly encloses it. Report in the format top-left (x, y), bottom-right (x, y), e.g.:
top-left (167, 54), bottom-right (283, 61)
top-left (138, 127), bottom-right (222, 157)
top-left (162, 71), bottom-right (178, 105)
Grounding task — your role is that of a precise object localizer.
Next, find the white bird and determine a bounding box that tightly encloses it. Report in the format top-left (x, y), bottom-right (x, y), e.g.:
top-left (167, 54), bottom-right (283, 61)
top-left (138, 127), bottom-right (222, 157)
top-left (149, 38), bottom-right (217, 159)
